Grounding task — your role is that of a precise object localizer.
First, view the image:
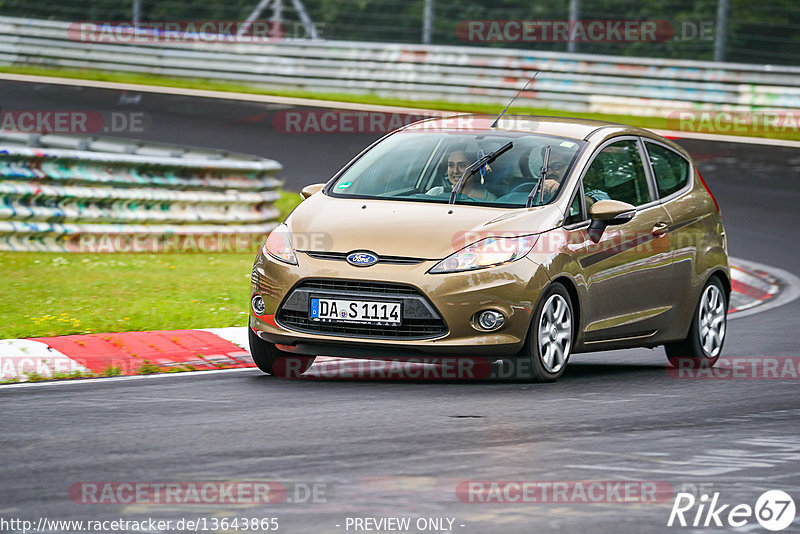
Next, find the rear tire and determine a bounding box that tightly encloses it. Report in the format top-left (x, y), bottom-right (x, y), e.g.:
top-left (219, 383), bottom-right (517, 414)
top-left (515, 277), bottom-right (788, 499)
top-left (248, 328), bottom-right (316, 377)
top-left (519, 283), bottom-right (574, 382)
top-left (665, 277), bottom-right (727, 369)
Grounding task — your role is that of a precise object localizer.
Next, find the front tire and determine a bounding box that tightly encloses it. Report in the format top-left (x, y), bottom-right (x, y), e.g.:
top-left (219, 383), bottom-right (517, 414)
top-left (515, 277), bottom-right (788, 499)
top-left (248, 328), bottom-right (316, 377)
top-left (519, 283), bottom-right (574, 382)
top-left (665, 277), bottom-right (727, 368)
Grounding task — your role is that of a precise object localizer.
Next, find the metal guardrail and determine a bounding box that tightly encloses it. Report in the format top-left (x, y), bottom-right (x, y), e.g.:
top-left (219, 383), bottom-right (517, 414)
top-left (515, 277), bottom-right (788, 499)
top-left (1, 16), bottom-right (800, 115)
top-left (0, 132), bottom-right (282, 252)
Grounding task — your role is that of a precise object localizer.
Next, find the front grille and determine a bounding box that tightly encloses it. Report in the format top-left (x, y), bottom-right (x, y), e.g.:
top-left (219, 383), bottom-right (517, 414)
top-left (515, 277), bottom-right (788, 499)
top-left (303, 251), bottom-right (425, 265)
top-left (296, 279), bottom-right (419, 295)
top-left (276, 279), bottom-right (448, 340)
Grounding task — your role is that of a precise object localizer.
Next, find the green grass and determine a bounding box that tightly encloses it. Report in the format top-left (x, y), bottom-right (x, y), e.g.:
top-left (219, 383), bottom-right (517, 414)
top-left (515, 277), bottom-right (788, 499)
top-left (135, 360), bottom-right (164, 374)
top-left (0, 191), bottom-right (301, 340)
top-left (24, 368), bottom-right (97, 381)
top-left (0, 252), bottom-right (256, 338)
top-left (275, 189), bottom-right (304, 217)
top-left (4, 65), bottom-right (799, 142)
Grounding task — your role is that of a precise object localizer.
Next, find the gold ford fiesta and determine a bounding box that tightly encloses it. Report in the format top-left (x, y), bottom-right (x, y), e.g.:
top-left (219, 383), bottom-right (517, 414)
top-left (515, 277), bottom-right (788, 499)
top-left (249, 115), bottom-right (729, 382)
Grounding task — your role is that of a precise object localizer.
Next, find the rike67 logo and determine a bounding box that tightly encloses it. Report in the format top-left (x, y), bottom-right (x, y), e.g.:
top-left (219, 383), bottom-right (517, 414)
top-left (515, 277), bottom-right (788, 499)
top-left (668, 490), bottom-right (796, 531)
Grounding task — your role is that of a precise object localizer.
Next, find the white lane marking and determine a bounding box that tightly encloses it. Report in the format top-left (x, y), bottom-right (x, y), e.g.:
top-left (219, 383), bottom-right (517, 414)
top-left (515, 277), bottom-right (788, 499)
top-left (728, 257), bottom-right (800, 320)
top-left (0, 366), bottom-right (258, 389)
top-left (2, 72), bottom-right (800, 148)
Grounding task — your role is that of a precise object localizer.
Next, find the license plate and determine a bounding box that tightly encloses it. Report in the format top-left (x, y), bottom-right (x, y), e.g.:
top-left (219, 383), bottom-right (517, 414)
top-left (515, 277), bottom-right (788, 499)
top-left (309, 298), bottom-right (401, 325)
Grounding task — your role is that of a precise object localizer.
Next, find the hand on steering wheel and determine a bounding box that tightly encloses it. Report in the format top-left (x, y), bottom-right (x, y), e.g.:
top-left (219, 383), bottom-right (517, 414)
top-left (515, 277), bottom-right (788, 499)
top-left (542, 179), bottom-right (560, 196)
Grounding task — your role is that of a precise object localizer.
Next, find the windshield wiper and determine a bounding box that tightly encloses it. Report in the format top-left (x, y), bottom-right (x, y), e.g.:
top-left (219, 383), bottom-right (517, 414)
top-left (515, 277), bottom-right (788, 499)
top-left (449, 141), bottom-right (514, 204)
top-left (527, 144), bottom-right (551, 208)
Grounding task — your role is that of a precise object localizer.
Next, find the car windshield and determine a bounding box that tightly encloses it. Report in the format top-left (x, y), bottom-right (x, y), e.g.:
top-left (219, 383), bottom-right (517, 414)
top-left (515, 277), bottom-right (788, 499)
top-left (328, 131), bottom-right (584, 207)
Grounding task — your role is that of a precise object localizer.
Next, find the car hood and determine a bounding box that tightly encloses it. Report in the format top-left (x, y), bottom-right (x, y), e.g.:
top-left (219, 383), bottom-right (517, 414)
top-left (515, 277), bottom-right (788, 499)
top-left (286, 194), bottom-right (563, 259)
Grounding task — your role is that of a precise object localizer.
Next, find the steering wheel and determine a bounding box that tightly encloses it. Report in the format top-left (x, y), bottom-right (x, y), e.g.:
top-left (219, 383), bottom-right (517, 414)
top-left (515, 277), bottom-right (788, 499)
top-left (510, 181), bottom-right (538, 194)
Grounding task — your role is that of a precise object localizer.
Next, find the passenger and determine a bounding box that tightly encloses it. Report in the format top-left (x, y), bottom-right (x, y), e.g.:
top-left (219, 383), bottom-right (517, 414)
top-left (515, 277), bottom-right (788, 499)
top-left (427, 147), bottom-right (497, 201)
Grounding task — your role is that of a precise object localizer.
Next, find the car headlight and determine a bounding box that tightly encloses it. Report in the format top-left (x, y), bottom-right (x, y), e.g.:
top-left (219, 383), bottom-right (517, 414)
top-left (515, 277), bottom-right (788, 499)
top-left (263, 224), bottom-right (297, 265)
top-left (429, 235), bottom-right (537, 274)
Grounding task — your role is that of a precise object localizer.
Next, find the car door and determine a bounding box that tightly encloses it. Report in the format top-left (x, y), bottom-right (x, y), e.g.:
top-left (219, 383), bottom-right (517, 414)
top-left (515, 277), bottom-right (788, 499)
top-left (567, 137), bottom-right (676, 345)
top-left (641, 139), bottom-right (717, 318)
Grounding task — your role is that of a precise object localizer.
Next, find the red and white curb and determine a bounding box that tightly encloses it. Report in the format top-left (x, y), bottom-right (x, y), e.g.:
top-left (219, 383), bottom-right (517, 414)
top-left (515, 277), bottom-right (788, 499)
top-left (0, 329), bottom-right (254, 383)
top-left (1, 258), bottom-right (797, 383)
top-left (730, 263), bottom-right (779, 313)
top-left (727, 257), bottom-right (800, 319)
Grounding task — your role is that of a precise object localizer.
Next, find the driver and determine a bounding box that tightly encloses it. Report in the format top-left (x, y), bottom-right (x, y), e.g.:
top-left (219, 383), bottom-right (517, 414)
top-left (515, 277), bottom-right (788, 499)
top-left (427, 146), bottom-right (497, 201)
top-left (539, 146), bottom-right (609, 207)
top-left (540, 146), bottom-right (574, 198)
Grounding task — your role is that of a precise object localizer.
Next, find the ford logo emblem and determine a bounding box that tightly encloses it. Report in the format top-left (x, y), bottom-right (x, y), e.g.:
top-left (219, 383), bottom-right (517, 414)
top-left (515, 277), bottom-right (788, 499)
top-left (346, 251), bottom-right (379, 267)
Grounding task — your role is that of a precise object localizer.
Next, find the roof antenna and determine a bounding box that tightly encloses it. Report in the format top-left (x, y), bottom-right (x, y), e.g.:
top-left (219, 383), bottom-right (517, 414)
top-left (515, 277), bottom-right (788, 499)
top-left (491, 71), bottom-right (539, 128)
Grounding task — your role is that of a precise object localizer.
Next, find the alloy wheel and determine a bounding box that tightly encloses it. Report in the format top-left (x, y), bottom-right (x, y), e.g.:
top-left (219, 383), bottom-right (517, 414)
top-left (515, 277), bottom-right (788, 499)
top-left (538, 294), bottom-right (572, 373)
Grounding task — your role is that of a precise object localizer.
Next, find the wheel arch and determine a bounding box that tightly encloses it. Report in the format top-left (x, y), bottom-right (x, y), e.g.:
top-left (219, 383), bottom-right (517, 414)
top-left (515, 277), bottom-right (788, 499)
top-left (708, 269), bottom-right (731, 301)
top-left (549, 275), bottom-right (582, 344)
top-left (671, 268), bottom-right (731, 343)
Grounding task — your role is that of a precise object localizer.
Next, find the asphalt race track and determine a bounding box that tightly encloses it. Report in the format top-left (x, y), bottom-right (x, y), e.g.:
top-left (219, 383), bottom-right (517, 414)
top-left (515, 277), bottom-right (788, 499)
top-left (1, 79), bottom-right (799, 533)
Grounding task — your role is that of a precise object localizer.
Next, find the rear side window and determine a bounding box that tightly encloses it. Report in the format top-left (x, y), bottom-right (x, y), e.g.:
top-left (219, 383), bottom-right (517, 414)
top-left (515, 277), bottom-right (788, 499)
top-left (583, 139), bottom-right (651, 206)
top-left (646, 142), bottom-right (690, 198)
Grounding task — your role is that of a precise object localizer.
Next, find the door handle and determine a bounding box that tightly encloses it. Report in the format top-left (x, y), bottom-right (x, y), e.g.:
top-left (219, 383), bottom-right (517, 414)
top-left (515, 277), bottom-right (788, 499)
top-left (652, 222), bottom-right (669, 236)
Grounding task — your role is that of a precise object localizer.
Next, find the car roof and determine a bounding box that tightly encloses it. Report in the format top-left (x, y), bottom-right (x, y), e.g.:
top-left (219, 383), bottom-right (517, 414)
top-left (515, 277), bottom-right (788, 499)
top-left (402, 113), bottom-right (632, 141)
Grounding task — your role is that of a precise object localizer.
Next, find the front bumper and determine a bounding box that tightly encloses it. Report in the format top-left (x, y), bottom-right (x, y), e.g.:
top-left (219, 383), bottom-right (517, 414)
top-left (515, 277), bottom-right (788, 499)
top-left (249, 251), bottom-right (550, 358)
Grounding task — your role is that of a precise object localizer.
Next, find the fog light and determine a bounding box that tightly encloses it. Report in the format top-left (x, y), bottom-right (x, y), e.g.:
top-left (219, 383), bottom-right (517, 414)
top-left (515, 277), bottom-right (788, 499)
top-left (251, 295), bottom-right (266, 315)
top-left (477, 310), bottom-right (505, 331)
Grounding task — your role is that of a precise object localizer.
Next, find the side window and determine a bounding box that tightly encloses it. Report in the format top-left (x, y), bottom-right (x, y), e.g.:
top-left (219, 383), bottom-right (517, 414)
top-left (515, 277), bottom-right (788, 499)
top-left (564, 187), bottom-right (585, 225)
top-left (646, 142), bottom-right (690, 198)
top-left (583, 140), bottom-right (651, 207)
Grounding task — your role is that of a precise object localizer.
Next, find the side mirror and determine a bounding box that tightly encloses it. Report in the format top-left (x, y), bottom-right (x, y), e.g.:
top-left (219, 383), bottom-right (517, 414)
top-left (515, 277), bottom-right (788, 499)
top-left (587, 200), bottom-right (636, 243)
top-left (300, 183), bottom-right (325, 199)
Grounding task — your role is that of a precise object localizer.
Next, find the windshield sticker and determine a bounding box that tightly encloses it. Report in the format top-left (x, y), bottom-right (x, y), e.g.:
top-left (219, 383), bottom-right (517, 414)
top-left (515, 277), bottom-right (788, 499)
top-left (337, 181), bottom-right (353, 189)
top-left (559, 141), bottom-right (576, 148)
